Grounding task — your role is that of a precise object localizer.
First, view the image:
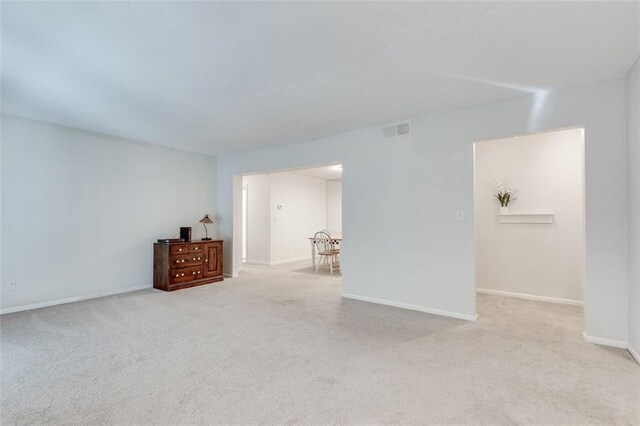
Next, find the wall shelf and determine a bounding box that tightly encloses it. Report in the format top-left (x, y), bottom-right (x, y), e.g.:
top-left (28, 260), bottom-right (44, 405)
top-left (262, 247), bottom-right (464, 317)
top-left (497, 212), bottom-right (554, 224)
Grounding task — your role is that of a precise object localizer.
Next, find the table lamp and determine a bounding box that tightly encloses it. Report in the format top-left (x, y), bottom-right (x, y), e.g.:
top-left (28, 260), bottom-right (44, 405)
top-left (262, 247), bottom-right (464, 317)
top-left (199, 214), bottom-right (214, 240)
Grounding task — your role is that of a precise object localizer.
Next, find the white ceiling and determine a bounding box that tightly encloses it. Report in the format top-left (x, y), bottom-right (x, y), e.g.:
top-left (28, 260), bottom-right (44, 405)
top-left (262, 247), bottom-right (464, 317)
top-left (290, 165), bottom-right (342, 181)
top-left (2, 2), bottom-right (638, 155)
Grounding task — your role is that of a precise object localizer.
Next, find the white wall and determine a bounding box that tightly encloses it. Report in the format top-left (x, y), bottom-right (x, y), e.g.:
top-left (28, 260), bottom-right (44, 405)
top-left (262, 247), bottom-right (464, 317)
top-left (0, 113), bottom-right (3, 312)
top-left (243, 174), bottom-right (271, 264)
top-left (270, 172), bottom-right (327, 264)
top-left (243, 172), bottom-right (327, 265)
top-left (627, 56), bottom-right (640, 357)
top-left (326, 180), bottom-right (342, 235)
top-left (218, 78), bottom-right (629, 341)
top-left (475, 129), bottom-right (584, 303)
top-left (1, 115), bottom-right (217, 312)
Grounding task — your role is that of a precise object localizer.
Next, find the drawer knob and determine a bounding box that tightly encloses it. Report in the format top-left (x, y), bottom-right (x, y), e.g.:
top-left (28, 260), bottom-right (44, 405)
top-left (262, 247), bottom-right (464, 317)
top-left (192, 257), bottom-right (196, 261)
top-left (179, 248), bottom-right (182, 252)
top-left (198, 271), bottom-right (201, 274)
top-left (195, 247), bottom-right (198, 249)
top-left (197, 257), bottom-right (201, 260)
top-left (176, 260), bottom-right (179, 263)
top-left (175, 274), bottom-right (179, 277)
top-left (181, 273), bottom-right (184, 276)
top-left (182, 259), bottom-right (185, 262)
top-left (192, 271), bottom-right (196, 275)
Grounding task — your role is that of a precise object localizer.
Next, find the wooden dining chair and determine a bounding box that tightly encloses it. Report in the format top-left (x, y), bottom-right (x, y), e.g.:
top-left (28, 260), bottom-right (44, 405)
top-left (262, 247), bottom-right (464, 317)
top-left (313, 231), bottom-right (339, 274)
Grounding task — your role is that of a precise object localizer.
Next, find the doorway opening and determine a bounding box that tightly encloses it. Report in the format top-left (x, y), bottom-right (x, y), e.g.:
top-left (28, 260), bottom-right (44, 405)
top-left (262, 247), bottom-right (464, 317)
top-left (236, 163), bottom-right (343, 286)
top-left (473, 127), bottom-right (586, 331)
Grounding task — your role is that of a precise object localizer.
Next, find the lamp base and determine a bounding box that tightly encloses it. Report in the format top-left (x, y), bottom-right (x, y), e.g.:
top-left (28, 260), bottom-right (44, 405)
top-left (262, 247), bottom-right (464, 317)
top-left (201, 238), bottom-right (212, 241)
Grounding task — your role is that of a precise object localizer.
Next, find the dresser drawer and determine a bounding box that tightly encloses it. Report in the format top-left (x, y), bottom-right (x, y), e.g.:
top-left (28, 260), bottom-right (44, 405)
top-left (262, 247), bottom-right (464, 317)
top-left (154, 240), bottom-right (223, 291)
top-left (171, 253), bottom-right (204, 269)
top-left (187, 243), bottom-right (204, 253)
top-left (170, 244), bottom-right (189, 255)
top-left (170, 266), bottom-right (203, 285)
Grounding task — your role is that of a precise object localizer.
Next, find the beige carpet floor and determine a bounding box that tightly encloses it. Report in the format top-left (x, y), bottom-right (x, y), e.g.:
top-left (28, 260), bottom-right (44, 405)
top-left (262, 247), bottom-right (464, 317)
top-left (1, 261), bottom-right (639, 425)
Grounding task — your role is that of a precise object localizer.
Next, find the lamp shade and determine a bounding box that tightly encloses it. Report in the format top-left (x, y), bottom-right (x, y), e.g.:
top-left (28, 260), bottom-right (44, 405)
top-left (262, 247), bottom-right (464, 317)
top-left (199, 214), bottom-right (214, 224)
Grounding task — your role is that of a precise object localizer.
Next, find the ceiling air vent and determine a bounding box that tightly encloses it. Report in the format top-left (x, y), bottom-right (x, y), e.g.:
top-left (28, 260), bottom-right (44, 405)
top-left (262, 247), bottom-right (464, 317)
top-left (382, 122), bottom-right (410, 138)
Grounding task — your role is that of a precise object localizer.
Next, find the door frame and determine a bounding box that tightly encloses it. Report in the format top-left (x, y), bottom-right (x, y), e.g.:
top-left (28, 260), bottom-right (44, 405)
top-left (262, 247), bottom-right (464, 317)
top-left (230, 161), bottom-right (344, 278)
top-left (472, 125), bottom-right (586, 323)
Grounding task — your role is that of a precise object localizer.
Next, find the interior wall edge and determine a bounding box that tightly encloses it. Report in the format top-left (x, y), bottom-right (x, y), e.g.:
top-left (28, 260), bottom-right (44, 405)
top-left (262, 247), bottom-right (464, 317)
top-left (581, 331), bottom-right (628, 349)
top-left (627, 344), bottom-right (640, 365)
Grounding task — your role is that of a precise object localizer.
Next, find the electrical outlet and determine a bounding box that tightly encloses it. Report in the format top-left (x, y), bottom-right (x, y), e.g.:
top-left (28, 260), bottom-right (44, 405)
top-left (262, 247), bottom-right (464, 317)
top-left (407, 278), bottom-right (414, 289)
top-left (456, 210), bottom-right (465, 221)
top-left (8, 282), bottom-right (17, 292)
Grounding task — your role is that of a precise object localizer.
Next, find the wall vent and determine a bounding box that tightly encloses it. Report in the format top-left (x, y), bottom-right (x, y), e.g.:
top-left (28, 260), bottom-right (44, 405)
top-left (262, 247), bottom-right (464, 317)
top-left (382, 122), bottom-right (410, 138)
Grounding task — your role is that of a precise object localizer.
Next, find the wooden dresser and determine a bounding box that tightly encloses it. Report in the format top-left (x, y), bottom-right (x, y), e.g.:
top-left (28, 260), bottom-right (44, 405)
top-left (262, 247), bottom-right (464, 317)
top-left (153, 240), bottom-right (223, 291)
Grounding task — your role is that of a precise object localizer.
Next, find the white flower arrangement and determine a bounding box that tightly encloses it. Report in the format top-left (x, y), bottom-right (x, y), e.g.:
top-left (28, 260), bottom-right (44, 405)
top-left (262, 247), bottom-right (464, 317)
top-left (494, 179), bottom-right (518, 207)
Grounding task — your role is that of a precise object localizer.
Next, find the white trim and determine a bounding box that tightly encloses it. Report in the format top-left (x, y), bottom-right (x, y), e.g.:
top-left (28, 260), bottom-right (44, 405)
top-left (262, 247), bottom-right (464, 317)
top-left (341, 293), bottom-right (478, 321)
top-left (627, 344), bottom-right (640, 365)
top-left (582, 331), bottom-right (628, 349)
top-left (0, 284), bottom-right (151, 315)
top-left (477, 288), bottom-right (583, 306)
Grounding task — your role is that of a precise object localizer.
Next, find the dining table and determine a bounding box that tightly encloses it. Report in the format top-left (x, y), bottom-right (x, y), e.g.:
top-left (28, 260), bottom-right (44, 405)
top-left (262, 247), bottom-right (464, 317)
top-left (308, 234), bottom-right (342, 270)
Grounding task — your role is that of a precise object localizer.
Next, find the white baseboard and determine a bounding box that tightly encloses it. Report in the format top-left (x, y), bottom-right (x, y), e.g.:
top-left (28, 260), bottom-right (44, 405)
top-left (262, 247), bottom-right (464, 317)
top-left (582, 331), bottom-right (628, 349)
top-left (0, 284), bottom-right (152, 315)
top-left (477, 288), bottom-right (583, 306)
top-left (341, 293), bottom-right (478, 322)
top-left (223, 273), bottom-right (238, 278)
top-left (627, 344), bottom-right (640, 365)
top-left (243, 260), bottom-right (270, 266)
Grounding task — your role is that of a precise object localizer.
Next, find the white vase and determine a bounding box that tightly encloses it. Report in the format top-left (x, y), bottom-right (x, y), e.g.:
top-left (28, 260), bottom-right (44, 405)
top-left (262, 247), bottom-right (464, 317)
top-left (499, 206), bottom-right (509, 214)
